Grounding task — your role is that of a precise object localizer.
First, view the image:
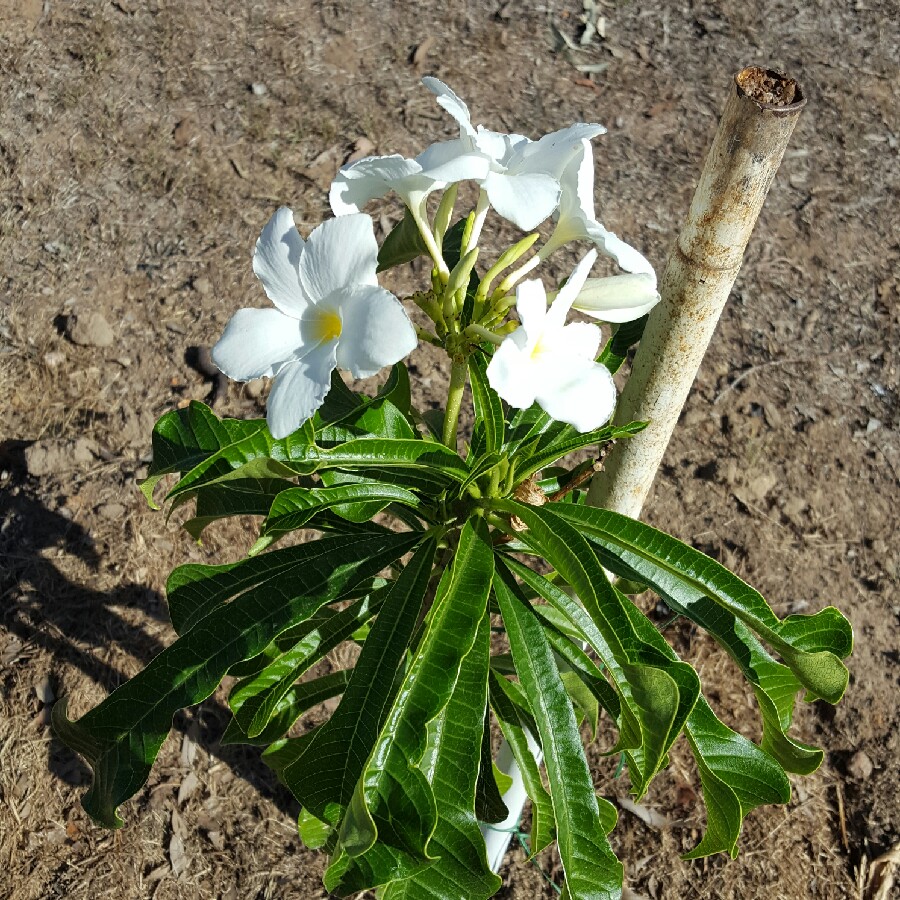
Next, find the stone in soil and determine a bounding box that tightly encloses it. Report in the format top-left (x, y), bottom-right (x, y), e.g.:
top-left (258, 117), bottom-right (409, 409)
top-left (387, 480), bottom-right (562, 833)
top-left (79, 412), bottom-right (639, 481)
top-left (66, 312), bottom-right (114, 348)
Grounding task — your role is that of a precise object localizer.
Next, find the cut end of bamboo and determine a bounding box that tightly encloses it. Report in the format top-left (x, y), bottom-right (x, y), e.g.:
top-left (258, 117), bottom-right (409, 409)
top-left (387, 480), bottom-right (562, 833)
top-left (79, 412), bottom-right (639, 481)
top-left (735, 66), bottom-right (806, 114)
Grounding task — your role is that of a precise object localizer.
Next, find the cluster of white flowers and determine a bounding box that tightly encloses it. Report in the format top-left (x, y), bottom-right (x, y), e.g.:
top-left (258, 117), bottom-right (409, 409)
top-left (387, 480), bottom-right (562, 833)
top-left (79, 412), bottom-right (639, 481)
top-left (213, 78), bottom-right (659, 439)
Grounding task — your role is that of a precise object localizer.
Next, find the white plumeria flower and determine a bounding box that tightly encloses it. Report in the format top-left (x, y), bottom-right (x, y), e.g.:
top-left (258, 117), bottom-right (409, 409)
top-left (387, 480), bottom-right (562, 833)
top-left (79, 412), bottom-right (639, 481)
top-left (545, 139), bottom-right (660, 322)
top-left (572, 273), bottom-right (661, 323)
top-left (329, 148), bottom-right (489, 272)
top-left (486, 249), bottom-right (616, 432)
top-left (329, 149), bottom-right (489, 218)
top-left (420, 77), bottom-right (605, 231)
top-left (213, 208), bottom-right (417, 439)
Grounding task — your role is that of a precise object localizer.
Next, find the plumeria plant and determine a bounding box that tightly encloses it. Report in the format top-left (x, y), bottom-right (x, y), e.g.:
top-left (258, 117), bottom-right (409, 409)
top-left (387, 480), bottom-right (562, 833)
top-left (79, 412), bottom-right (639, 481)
top-left (54, 79), bottom-right (852, 899)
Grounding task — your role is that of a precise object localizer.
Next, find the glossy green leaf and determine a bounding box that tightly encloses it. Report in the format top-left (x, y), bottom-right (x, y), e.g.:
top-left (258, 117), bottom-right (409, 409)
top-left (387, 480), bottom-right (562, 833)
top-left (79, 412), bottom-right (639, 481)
top-left (223, 669), bottom-right (351, 746)
top-left (298, 807), bottom-right (333, 850)
top-left (227, 593), bottom-right (381, 739)
top-left (255, 483), bottom-right (423, 551)
top-left (488, 670), bottom-right (556, 858)
top-left (468, 352), bottom-right (504, 458)
top-left (493, 570), bottom-right (623, 900)
top-left (167, 435), bottom-right (467, 502)
top-left (382, 613), bottom-right (502, 900)
top-left (377, 207), bottom-right (429, 272)
top-left (475, 710), bottom-right (510, 825)
top-left (549, 503), bottom-right (852, 705)
top-left (181, 477), bottom-right (293, 541)
top-left (613, 585), bottom-right (790, 857)
top-left (511, 421), bottom-right (646, 486)
top-left (325, 518), bottom-right (494, 894)
top-left (597, 315), bottom-right (648, 375)
top-left (497, 506), bottom-right (699, 793)
top-left (275, 540), bottom-right (436, 820)
top-left (139, 401), bottom-right (313, 508)
top-left (52, 531), bottom-right (418, 828)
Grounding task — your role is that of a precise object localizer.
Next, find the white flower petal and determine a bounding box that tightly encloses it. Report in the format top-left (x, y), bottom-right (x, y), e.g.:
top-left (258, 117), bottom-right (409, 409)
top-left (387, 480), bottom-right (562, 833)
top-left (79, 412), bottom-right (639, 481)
top-left (266, 340), bottom-right (338, 439)
top-left (486, 332), bottom-right (538, 410)
top-left (212, 307), bottom-right (302, 381)
top-left (422, 77), bottom-right (476, 136)
top-left (329, 155), bottom-right (433, 215)
top-left (548, 249), bottom-right (598, 327)
top-left (483, 170), bottom-right (561, 231)
top-left (299, 214), bottom-right (379, 302)
top-left (586, 221), bottom-right (655, 276)
top-left (553, 321), bottom-right (602, 361)
top-left (534, 355), bottom-right (616, 432)
top-left (252, 207), bottom-right (309, 317)
top-left (415, 139), bottom-right (491, 183)
top-left (514, 279), bottom-right (548, 343)
top-left (333, 284), bottom-right (418, 379)
top-left (573, 274), bottom-right (661, 323)
top-left (474, 127), bottom-right (526, 167)
top-left (517, 123), bottom-right (606, 179)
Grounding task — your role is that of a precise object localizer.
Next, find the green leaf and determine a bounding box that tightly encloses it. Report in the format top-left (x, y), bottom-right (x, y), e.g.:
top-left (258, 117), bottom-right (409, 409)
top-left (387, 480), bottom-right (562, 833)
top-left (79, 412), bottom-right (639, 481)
top-left (683, 698), bottom-right (790, 859)
top-left (511, 421), bottom-right (646, 485)
top-left (298, 807), bottom-right (333, 850)
top-left (501, 556), bottom-right (632, 748)
top-left (223, 669), bottom-right (351, 746)
top-left (52, 531), bottom-right (418, 828)
top-left (549, 503), bottom-right (852, 706)
top-left (597, 316), bottom-right (648, 375)
top-left (468, 352), bottom-right (504, 458)
top-left (315, 365), bottom-right (411, 434)
top-left (493, 570), bottom-right (623, 900)
top-left (167, 436), bottom-right (468, 503)
top-left (227, 593), bottom-right (382, 740)
top-left (377, 208), bottom-right (429, 272)
top-left (382, 613), bottom-right (502, 900)
top-left (325, 518), bottom-right (495, 895)
top-left (275, 540), bottom-right (436, 820)
top-left (255, 483), bottom-right (424, 552)
top-left (532, 604), bottom-right (619, 741)
top-left (475, 710), bottom-right (510, 824)
top-left (318, 395), bottom-right (415, 445)
top-left (182, 477), bottom-right (293, 541)
top-left (139, 401), bottom-right (306, 508)
top-left (488, 670), bottom-right (556, 858)
top-left (497, 506), bottom-right (700, 794)
top-left (610, 584), bottom-right (791, 857)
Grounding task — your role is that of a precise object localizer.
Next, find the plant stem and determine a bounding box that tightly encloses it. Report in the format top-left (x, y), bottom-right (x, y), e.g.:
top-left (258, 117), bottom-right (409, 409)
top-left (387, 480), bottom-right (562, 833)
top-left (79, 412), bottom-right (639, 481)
top-left (442, 359), bottom-right (468, 450)
top-left (464, 189), bottom-right (490, 255)
top-left (411, 203), bottom-right (449, 280)
top-left (464, 323), bottom-right (505, 346)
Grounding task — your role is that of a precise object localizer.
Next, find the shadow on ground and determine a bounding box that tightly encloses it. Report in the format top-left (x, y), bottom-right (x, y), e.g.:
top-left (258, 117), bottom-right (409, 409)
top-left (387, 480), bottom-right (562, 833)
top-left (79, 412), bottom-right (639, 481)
top-left (0, 451), bottom-right (297, 818)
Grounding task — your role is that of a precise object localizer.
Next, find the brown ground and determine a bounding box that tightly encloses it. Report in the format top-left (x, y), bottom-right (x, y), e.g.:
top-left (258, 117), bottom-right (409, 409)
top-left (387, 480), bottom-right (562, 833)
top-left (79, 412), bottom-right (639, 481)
top-left (1, 1), bottom-right (898, 898)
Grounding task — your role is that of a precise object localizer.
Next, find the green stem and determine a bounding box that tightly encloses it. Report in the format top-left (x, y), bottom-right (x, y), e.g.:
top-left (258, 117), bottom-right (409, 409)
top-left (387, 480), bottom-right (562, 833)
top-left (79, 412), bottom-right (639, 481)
top-left (443, 359), bottom-right (468, 450)
top-left (465, 323), bottom-right (505, 346)
top-left (411, 203), bottom-right (449, 280)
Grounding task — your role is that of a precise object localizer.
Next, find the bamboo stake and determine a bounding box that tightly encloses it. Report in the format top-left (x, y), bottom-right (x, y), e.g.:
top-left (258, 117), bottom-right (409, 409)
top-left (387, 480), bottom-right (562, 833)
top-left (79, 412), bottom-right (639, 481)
top-left (587, 66), bottom-right (806, 515)
top-left (484, 66), bottom-right (806, 876)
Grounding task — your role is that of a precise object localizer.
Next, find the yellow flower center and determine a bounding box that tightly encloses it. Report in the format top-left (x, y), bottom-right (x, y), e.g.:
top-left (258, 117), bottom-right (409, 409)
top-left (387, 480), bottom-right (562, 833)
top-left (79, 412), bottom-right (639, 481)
top-left (313, 309), bottom-right (343, 342)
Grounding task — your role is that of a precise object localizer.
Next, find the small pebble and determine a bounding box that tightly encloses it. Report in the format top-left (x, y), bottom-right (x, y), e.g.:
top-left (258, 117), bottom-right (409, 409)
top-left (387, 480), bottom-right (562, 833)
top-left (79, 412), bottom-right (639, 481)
top-left (43, 350), bottom-right (66, 368)
top-left (66, 312), bottom-right (114, 348)
top-left (847, 750), bottom-right (873, 781)
top-left (98, 502), bottom-right (127, 520)
top-left (250, 82), bottom-right (267, 96)
top-left (192, 276), bottom-right (211, 296)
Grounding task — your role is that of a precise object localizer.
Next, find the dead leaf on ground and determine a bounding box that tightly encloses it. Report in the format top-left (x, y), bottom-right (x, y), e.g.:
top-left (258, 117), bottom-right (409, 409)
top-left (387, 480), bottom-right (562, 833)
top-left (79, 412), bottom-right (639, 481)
top-left (300, 145), bottom-right (344, 190)
top-left (410, 36), bottom-right (435, 72)
top-left (345, 137), bottom-right (376, 165)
